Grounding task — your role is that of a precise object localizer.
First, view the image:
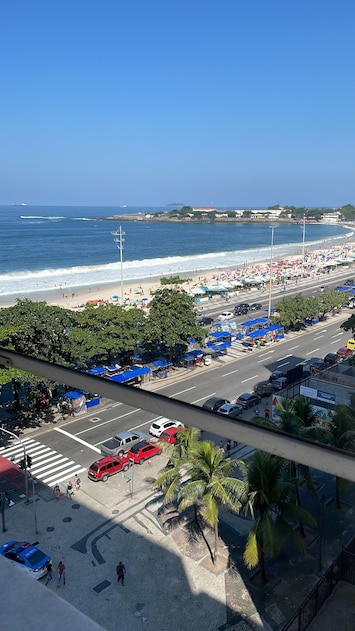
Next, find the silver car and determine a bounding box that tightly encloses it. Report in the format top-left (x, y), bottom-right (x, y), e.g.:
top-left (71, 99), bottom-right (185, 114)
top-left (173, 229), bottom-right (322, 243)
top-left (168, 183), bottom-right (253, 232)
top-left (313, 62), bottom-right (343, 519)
top-left (101, 430), bottom-right (147, 457)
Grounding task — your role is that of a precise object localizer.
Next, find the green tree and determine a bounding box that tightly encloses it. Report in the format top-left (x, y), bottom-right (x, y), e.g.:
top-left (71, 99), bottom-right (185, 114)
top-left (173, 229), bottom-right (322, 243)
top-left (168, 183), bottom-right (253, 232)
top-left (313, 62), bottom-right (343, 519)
top-left (327, 403), bottom-right (355, 508)
top-left (239, 451), bottom-right (317, 583)
top-left (68, 303), bottom-right (146, 366)
top-left (177, 441), bottom-right (244, 563)
top-left (144, 288), bottom-right (205, 360)
top-left (154, 426), bottom-right (201, 504)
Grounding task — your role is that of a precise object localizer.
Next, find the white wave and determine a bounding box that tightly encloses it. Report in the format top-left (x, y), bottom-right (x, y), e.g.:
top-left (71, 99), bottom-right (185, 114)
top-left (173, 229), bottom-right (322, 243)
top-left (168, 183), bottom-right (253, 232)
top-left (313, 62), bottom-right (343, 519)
top-left (20, 215), bottom-right (65, 220)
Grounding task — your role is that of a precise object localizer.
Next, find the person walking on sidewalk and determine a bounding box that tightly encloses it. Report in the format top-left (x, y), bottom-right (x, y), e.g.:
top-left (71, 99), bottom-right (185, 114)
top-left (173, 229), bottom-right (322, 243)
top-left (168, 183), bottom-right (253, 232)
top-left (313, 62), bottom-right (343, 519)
top-left (57, 561), bottom-right (66, 586)
top-left (116, 561), bottom-right (126, 586)
top-left (45, 561), bottom-right (53, 585)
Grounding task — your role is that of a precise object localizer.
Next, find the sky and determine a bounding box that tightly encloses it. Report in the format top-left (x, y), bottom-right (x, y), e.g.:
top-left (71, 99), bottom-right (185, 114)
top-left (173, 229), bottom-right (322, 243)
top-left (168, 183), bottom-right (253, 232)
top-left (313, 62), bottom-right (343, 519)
top-left (1, 1), bottom-right (354, 207)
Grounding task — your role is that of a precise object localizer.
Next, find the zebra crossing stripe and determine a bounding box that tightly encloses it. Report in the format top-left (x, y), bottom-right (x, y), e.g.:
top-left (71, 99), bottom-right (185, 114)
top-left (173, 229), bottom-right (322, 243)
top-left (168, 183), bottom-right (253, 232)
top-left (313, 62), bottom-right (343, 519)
top-left (45, 466), bottom-right (87, 486)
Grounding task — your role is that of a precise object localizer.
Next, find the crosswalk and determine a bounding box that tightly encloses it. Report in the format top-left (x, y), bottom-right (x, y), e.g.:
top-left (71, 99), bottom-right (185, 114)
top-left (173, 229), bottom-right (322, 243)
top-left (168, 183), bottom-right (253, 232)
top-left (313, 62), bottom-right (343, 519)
top-left (0, 437), bottom-right (87, 487)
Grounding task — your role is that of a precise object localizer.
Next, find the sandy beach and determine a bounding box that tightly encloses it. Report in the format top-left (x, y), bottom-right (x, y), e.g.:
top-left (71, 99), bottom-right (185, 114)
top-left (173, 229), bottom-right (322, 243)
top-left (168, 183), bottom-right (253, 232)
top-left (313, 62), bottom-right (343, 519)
top-left (1, 238), bottom-right (354, 312)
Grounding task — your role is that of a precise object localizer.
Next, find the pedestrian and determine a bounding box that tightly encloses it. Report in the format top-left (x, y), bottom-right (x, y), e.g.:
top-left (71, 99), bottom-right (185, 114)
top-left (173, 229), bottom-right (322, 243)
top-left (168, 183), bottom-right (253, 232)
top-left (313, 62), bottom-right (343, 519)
top-left (45, 561), bottom-right (53, 585)
top-left (116, 561), bottom-right (126, 586)
top-left (264, 407), bottom-right (270, 419)
top-left (57, 561), bottom-right (66, 586)
top-left (66, 481), bottom-right (74, 499)
top-left (74, 474), bottom-right (81, 491)
top-left (53, 484), bottom-right (61, 501)
top-left (254, 407), bottom-right (260, 416)
top-left (226, 440), bottom-right (232, 455)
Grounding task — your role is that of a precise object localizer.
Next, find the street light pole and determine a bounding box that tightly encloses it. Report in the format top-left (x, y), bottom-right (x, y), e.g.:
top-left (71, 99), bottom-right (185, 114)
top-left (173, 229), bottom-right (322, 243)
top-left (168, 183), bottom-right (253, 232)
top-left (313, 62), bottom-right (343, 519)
top-left (0, 427), bottom-right (29, 503)
top-left (301, 215), bottom-right (306, 275)
top-left (268, 225), bottom-right (276, 321)
top-left (29, 477), bottom-right (39, 534)
top-left (112, 226), bottom-right (125, 306)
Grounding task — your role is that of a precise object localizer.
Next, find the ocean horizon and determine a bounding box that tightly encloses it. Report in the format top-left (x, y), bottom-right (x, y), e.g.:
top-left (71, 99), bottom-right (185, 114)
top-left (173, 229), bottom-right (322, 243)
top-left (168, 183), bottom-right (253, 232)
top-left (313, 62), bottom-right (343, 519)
top-left (0, 205), bottom-right (352, 301)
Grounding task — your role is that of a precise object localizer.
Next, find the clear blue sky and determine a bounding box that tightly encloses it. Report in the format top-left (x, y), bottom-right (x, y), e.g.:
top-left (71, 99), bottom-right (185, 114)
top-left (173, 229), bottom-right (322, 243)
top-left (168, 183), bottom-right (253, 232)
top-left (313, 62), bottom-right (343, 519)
top-left (1, 1), bottom-right (354, 207)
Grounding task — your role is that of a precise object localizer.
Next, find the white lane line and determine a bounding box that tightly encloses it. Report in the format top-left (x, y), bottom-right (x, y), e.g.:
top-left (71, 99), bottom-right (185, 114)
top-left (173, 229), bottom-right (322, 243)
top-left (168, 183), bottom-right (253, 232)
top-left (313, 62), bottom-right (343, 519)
top-left (45, 466), bottom-right (87, 486)
top-left (54, 427), bottom-right (100, 453)
top-left (241, 375), bottom-right (258, 383)
top-left (258, 351), bottom-right (275, 357)
top-left (314, 335), bottom-right (324, 340)
top-left (331, 333), bottom-right (343, 338)
top-left (222, 368), bottom-right (240, 376)
top-left (192, 394), bottom-right (216, 405)
top-left (306, 348), bottom-right (320, 355)
top-left (32, 456), bottom-right (68, 474)
top-left (277, 361), bottom-right (290, 368)
top-left (171, 386), bottom-right (196, 397)
top-left (278, 354), bottom-right (292, 361)
top-left (75, 409), bottom-right (138, 435)
top-left (288, 345), bottom-right (299, 350)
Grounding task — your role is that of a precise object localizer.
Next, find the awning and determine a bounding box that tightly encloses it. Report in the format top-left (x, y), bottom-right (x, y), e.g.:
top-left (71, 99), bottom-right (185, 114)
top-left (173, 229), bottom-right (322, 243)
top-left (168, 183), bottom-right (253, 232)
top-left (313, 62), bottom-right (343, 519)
top-left (109, 366), bottom-right (151, 383)
top-left (87, 367), bottom-right (106, 376)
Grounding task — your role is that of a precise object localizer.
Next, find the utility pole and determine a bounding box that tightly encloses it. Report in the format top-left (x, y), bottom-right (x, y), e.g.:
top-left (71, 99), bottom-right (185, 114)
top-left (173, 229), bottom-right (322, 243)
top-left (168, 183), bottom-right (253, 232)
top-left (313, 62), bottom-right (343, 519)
top-left (112, 226), bottom-right (125, 306)
top-left (301, 215), bottom-right (306, 275)
top-left (0, 428), bottom-right (29, 503)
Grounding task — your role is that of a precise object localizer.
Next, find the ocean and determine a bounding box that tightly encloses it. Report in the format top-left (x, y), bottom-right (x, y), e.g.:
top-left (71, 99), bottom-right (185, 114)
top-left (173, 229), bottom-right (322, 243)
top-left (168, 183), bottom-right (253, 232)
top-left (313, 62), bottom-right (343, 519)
top-left (0, 205), bottom-right (351, 301)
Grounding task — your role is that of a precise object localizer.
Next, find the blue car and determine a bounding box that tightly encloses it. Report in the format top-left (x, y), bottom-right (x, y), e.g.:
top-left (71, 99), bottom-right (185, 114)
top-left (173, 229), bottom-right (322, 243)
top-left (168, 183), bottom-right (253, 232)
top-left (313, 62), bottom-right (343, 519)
top-left (0, 540), bottom-right (50, 580)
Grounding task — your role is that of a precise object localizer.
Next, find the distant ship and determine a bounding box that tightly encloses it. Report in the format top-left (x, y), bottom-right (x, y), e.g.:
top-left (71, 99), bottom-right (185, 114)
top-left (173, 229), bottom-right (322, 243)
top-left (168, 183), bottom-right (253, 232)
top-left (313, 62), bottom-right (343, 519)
top-left (12, 202), bottom-right (27, 206)
top-left (119, 205), bottom-right (127, 208)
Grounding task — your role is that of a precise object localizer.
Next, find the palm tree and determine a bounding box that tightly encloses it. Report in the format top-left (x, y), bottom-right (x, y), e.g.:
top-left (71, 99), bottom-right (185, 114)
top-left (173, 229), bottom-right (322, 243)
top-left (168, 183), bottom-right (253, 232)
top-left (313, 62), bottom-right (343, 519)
top-left (239, 451), bottom-right (317, 583)
top-left (327, 405), bottom-right (355, 508)
top-left (177, 441), bottom-right (244, 563)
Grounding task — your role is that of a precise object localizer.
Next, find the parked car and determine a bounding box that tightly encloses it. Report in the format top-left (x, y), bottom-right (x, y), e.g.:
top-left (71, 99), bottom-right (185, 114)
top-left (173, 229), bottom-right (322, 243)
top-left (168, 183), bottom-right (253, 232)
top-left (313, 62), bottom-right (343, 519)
top-left (249, 303), bottom-right (263, 311)
top-left (88, 455), bottom-right (130, 482)
top-left (323, 353), bottom-right (338, 366)
top-left (127, 441), bottom-right (162, 464)
top-left (100, 430), bottom-right (147, 456)
top-left (253, 381), bottom-right (274, 397)
top-left (0, 540), bottom-right (50, 580)
top-left (346, 338), bottom-right (355, 351)
top-left (159, 426), bottom-right (187, 444)
top-left (318, 285), bottom-right (327, 292)
top-left (236, 393), bottom-right (261, 409)
top-left (218, 311), bottom-right (234, 321)
top-left (268, 370), bottom-right (286, 383)
top-left (344, 278), bottom-right (354, 286)
top-left (149, 417), bottom-right (184, 437)
top-left (336, 346), bottom-right (353, 358)
top-left (216, 403), bottom-right (243, 417)
top-left (309, 359), bottom-right (326, 373)
top-left (198, 315), bottom-right (214, 326)
top-left (272, 377), bottom-right (288, 391)
top-left (202, 397), bottom-right (230, 412)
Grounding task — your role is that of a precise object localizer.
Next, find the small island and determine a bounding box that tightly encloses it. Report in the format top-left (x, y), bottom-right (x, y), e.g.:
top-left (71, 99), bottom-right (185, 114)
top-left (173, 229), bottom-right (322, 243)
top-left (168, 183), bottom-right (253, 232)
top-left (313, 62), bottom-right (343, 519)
top-left (100, 203), bottom-right (355, 224)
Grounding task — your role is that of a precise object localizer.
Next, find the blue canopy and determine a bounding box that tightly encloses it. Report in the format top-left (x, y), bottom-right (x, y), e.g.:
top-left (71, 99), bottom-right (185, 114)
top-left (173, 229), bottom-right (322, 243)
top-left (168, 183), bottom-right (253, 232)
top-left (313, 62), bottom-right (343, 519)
top-left (65, 390), bottom-right (84, 399)
top-left (151, 359), bottom-right (172, 369)
top-left (87, 367), bottom-right (106, 376)
top-left (209, 331), bottom-right (231, 341)
top-left (206, 341), bottom-right (230, 350)
top-left (109, 366), bottom-right (150, 383)
top-left (240, 317), bottom-right (268, 327)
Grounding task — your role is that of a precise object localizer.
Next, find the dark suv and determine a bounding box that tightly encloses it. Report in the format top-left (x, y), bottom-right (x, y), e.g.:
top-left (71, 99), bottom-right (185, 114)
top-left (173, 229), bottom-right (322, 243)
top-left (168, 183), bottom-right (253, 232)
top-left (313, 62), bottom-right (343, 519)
top-left (234, 304), bottom-right (249, 316)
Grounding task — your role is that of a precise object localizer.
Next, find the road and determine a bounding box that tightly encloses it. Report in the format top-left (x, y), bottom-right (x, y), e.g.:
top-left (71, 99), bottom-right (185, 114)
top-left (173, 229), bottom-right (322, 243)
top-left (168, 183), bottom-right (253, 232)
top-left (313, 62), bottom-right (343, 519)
top-left (1, 303), bottom-right (350, 491)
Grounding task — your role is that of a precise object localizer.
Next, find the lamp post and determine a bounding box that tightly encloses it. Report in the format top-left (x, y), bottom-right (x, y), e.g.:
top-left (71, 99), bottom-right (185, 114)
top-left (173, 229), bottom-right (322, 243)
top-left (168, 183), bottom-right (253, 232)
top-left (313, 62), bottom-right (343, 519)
top-left (267, 225), bottom-right (277, 321)
top-left (301, 215), bottom-right (306, 275)
top-left (0, 427), bottom-right (29, 503)
top-left (112, 226), bottom-right (125, 306)
top-left (29, 477), bottom-right (39, 534)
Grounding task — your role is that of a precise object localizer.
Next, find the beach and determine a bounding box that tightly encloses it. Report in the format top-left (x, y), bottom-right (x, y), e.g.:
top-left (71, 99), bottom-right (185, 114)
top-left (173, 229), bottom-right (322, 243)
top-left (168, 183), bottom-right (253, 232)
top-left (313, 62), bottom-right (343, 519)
top-left (2, 238), bottom-right (353, 312)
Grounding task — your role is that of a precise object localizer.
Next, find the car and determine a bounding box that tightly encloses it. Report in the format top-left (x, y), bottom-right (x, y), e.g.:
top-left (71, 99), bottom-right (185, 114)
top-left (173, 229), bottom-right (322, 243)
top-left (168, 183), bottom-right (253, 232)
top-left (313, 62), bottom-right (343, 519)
top-left (336, 346), bottom-right (353, 358)
top-left (149, 417), bottom-right (185, 437)
top-left (236, 393), bottom-right (261, 409)
top-left (159, 426), bottom-right (187, 444)
top-left (318, 285), bottom-right (327, 292)
top-left (347, 338), bottom-right (355, 351)
top-left (234, 305), bottom-right (249, 316)
top-left (344, 278), bottom-right (354, 286)
top-left (88, 455), bottom-right (130, 482)
top-left (100, 430), bottom-right (147, 456)
top-left (272, 377), bottom-right (288, 391)
top-left (323, 353), bottom-right (338, 366)
top-left (235, 302), bottom-right (250, 311)
top-left (218, 311), bottom-right (234, 321)
top-left (198, 316), bottom-right (214, 326)
top-left (253, 381), bottom-right (274, 397)
top-left (249, 303), bottom-right (263, 311)
top-left (0, 540), bottom-right (50, 580)
top-left (309, 358), bottom-right (326, 373)
top-left (216, 403), bottom-right (243, 417)
top-left (268, 370), bottom-right (286, 383)
top-left (127, 440), bottom-right (162, 464)
top-left (202, 396), bottom-right (230, 412)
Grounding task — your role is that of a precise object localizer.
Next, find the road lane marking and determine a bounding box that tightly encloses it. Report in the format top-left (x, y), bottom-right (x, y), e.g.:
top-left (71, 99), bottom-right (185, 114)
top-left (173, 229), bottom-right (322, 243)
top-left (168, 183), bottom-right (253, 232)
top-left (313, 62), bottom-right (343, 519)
top-left (241, 375), bottom-right (258, 383)
top-left (277, 361), bottom-right (290, 368)
top-left (288, 345), bottom-right (299, 350)
top-left (75, 409), bottom-right (139, 435)
top-left (54, 427), bottom-right (101, 453)
top-left (306, 348), bottom-right (320, 355)
top-left (278, 354), bottom-right (292, 361)
top-left (170, 386), bottom-right (196, 397)
top-left (331, 333), bottom-right (343, 338)
top-left (314, 335), bottom-right (324, 340)
top-left (222, 368), bottom-right (239, 376)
